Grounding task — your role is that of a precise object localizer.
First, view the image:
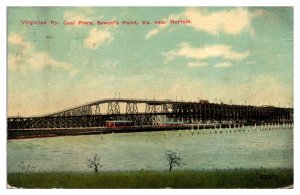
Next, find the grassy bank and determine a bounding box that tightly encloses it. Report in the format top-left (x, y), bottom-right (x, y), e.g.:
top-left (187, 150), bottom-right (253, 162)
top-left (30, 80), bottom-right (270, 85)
top-left (7, 168), bottom-right (293, 189)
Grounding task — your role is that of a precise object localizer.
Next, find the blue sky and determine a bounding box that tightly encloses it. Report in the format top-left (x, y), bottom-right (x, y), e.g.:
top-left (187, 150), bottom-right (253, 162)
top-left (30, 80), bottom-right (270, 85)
top-left (7, 7), bottom-right (293, 116)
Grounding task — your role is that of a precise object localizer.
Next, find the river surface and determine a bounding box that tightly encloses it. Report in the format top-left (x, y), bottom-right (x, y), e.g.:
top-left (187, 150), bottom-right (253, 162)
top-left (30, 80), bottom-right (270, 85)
top-left (7, 126), bottom-right (293, 173)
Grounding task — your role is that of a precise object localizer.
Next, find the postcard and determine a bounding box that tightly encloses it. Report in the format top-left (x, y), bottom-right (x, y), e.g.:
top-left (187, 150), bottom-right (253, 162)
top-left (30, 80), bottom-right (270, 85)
top-left (7, 6), bottom-right (293, 189)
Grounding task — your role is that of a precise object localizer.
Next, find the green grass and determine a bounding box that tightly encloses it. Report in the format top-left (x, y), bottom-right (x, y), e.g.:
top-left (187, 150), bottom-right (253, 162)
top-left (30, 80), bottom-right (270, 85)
top-left (7, 168), bottom-right (293, 189)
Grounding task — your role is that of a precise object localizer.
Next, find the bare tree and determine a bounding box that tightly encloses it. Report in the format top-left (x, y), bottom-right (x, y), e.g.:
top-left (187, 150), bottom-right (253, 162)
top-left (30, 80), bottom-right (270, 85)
top-left (87, 154), bottom-right (102, 173)
top-left (166, 150), bottom-right (184, 172)
top-left (17, 161), bottom-right (31, 186)
top-left (18, 160), bottom-right (31, 174)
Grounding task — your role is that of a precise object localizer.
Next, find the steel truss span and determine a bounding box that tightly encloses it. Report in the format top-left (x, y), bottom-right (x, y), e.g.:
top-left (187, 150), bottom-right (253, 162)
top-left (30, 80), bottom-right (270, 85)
top-left (8, 98), bottom-right (293, 130)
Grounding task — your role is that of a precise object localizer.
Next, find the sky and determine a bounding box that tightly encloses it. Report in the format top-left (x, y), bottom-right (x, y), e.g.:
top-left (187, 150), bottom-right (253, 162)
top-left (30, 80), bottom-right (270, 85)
top-left (7, 7), bottom-right (293, 116)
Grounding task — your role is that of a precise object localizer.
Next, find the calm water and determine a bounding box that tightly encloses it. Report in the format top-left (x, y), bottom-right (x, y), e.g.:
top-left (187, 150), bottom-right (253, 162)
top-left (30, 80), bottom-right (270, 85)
top-left (7, 126), bottom-right (293, 173)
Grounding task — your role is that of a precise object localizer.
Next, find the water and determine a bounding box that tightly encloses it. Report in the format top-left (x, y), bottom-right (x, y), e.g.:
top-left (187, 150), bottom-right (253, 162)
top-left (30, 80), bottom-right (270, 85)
top-left (7, 126), bottom-right (293, 173)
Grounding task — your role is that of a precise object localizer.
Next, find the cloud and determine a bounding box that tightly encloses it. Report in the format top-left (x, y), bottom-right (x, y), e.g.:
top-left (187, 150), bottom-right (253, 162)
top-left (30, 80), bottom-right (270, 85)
top-left (8, 34), bottom-right (28, 45)
top-left (84, 28), bottom-right (113, 49)
top-left (146, 7), bottom-right (264, 39)
top-left (185, 8), bottom-right (262, 35)
top-left (145, 13), bottom-right (182, 40)
top-left (8, 34), bottom-right (72, 71)
top-left (163, 42), bottom-right (249, 61)
top-left (145, 29), bottom-right (160, 40)
top-left (214, 62), bottom-right (233, 68)
top-left (187, 62), bottom-right (208, 68)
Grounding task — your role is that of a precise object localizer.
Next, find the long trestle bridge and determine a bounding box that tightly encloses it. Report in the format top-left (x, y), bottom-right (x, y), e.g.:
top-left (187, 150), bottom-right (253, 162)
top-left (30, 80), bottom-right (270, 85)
top-left (8, 98), bottom-right (293, 131)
